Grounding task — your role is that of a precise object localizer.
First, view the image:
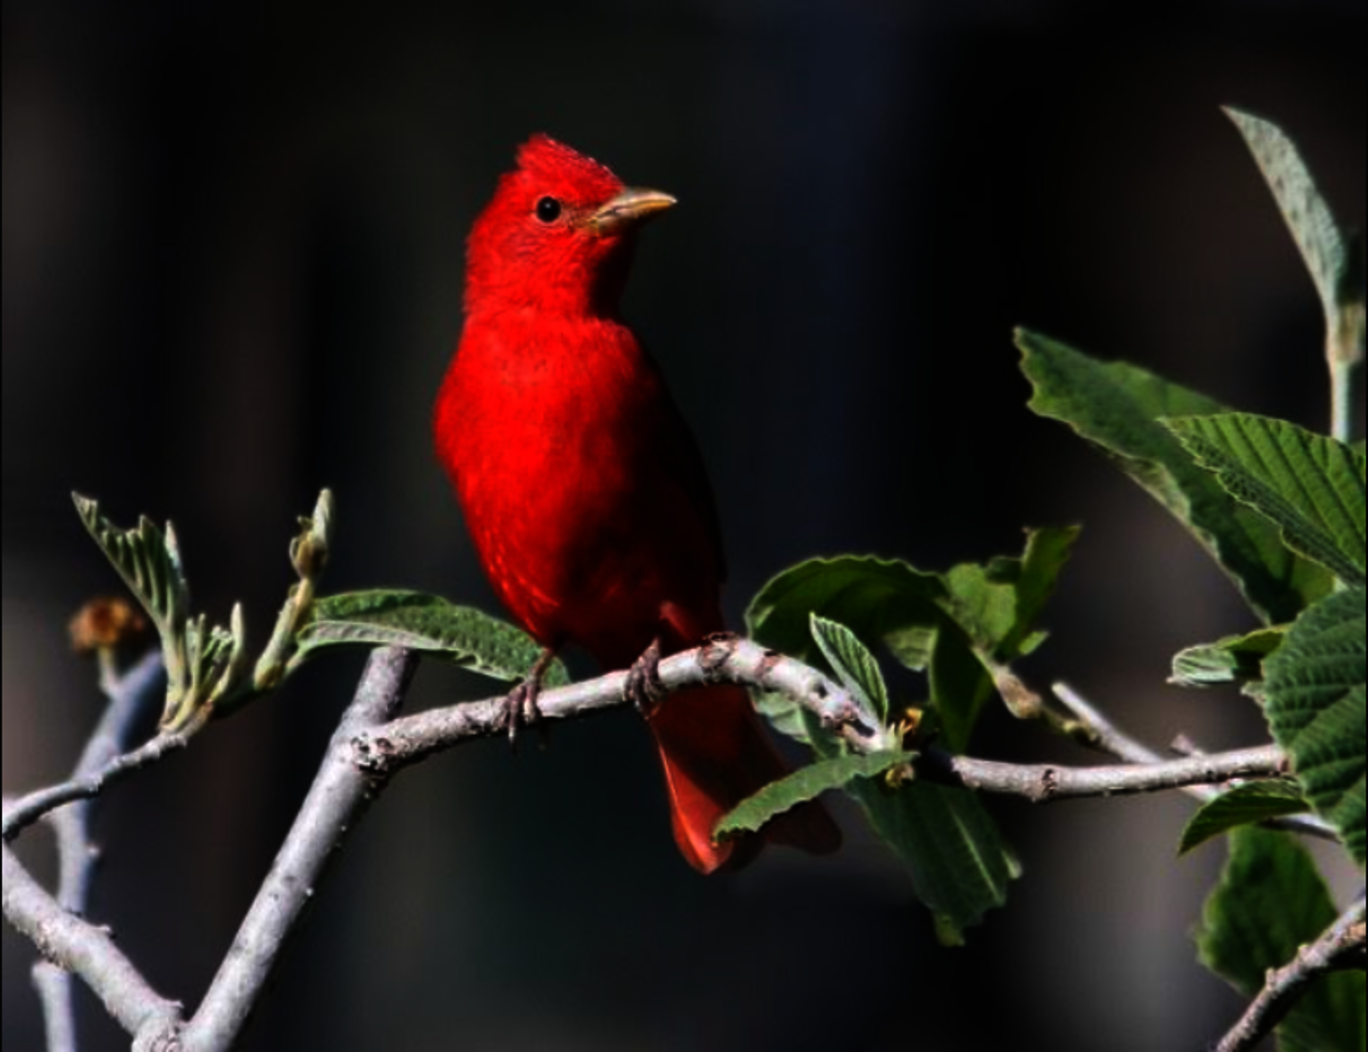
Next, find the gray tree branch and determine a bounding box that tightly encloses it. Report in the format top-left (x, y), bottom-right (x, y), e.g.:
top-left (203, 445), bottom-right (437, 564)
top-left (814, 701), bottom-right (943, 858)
top-left (32, 649), bottom-right (165, 1052)
top-left (1052, 682), bottom-right (1336, 841)
top-left (1215, 897), bottom-right (1367, 1052)
top-left (2, 843), bottom-right (182, 1046)
top-left (1, 637), bottom-right (1316, 1052)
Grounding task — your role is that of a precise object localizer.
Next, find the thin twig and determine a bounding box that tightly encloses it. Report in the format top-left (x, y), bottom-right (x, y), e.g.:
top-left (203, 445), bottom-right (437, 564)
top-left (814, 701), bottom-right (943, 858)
top-left (918, 745), bottom-right (1286, 802)
top-left (1052, 682), bottom-right (1337, 842)
top-left (32, 649), bottom-right (164, 1052)
top-left (3, 730), bottom-right (189, 843)
top-left (1215, 898), bottom-right (1366, 1052)
top-left (178, 646), bottom-right (417, 1052)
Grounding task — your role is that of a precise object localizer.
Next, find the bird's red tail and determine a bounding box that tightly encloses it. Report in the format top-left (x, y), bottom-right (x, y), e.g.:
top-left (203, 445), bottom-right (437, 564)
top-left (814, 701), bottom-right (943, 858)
top-left (646, 683), bottom-right (842, 873)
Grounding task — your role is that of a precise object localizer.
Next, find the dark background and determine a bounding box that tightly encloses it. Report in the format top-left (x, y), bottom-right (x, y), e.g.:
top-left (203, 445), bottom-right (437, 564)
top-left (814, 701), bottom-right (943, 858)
top-left (4, 2), bottom-right (1364, 1050)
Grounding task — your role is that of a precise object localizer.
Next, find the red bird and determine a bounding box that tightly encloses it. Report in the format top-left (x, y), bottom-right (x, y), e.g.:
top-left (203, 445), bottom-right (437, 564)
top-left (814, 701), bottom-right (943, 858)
top-left (434, 135), bottom-right (840, 872)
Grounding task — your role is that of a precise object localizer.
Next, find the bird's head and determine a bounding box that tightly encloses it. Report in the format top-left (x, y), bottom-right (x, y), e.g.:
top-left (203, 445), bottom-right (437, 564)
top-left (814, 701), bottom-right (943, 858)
top-left (464, 134), bottom-right (675, 317)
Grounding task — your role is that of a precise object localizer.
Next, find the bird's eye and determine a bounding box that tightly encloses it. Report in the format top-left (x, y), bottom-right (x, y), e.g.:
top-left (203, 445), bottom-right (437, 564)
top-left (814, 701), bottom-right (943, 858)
top-left (535, 196), bottom-right (562, 223)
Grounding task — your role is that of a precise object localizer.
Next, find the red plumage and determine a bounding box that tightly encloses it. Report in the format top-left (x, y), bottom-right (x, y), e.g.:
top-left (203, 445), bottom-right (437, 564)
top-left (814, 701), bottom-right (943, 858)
top-left (434, 135), bottom-right (840, 872)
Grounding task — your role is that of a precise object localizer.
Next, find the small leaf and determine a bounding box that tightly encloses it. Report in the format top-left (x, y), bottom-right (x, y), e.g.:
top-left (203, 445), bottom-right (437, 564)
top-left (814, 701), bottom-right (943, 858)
top-left (1018, 330), bottom-right (1332, 622)
top-left (746, 556), bottom-right (956, 747)
top-left (1171, 626), bottom-right (1286, 688)
top-left (1226, 107), bottom-right (1364, 369)
top-left (934, 527), bottom-right (1076, 746)
top-left (1196, 827), bottom-right (1366, 1051)
top-left (73, 494), bottom-right (189, 641)
top-left (299, 591), bottom-right (567, 687)
top-left (1166, 414), bottom-right (1366, 586)
top-left (853, 781), bottom-right (1020, 944)
top-left (1263, 586), bottom-right (1367, 866)
top-left (1178, 779), bottom-right (1309, 854)
top-left (810, 614), bottom-right (890, 723)
top-left (714, 750), bottom-right (914, 840)
top-left (943, 526), bottom-right (1080, 663)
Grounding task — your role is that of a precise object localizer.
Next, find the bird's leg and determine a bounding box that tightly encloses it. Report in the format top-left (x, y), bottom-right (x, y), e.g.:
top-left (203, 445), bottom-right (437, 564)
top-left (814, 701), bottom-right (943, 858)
top-left (624, 635), bottom-right (668, 719)
top-left (506, 646), bottom-right (557, 749)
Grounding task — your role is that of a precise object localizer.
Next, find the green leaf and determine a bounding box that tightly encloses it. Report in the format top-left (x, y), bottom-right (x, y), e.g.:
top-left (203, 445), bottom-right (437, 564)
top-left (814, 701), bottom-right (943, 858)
top-left (943, 525), bottom-right (1080, 661)
top-left (299, 590), bottom-right (568, 687)
top-left (1196, 827), bottom-right (1366, 1052)
top-left (1018, 329), bottom-right (1332, 622)
top-left (853, 781), bottom-right (1020, 945)
top-left (73, 493), bottom-right (189, 644)
top-left (714, 750), bottom-right (915, 840)
top-left (746, 556), bottom-right (959, 745)
top-left (1263, 586), bottom-right (1367, 867)
top-left (72, 494), bottom-right (244, 731)
top-left (746, 555), bottom-right (946, 660)
top-left (1166, 414), bottom-right (1366, 586)
top-left (810, 614), bottom-right (890, 723)
top-left (1178, 779), bottom-right (1309, 855)
top-left (1171, 626), bottom-right (1287, 688)
top-left (1226, 107), bottom-right (1364, 370)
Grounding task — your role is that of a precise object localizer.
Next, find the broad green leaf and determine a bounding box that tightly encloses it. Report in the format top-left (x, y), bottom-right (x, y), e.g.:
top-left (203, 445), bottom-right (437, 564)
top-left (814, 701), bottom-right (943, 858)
top-left (943, 525), bottom-right (1080, 661)
top-left (1166, 414), bottom-right (1366, 586)
top-left (299, 590), bottom-right (567, 687)
top-left (1171, 626), bottom-right (1287, 688)
top-left (810, 614), bottom-right (890, 723)
top-left (1263, 586), bottom-right (1367, 866)
top-left (1178, 779), bottom-right (1309, 855)
top-left (1196, 827), bottom-right (1366, 1051)
top-left (714, 750), bottom-right (915, 840)
top-left (853, 781), bottom-right (1020, 945)
top-left (1226, 107), bottom-right (1365, 370)
top-left (746, 555), bottom-right (946, 660)
top-left (1018, 330), bottom-right (1331, 622)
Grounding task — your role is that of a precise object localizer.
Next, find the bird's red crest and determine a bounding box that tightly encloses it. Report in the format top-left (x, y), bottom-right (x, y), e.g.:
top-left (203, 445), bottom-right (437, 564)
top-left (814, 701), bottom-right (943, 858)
top-left (512, 134), bottom-right (623, 206)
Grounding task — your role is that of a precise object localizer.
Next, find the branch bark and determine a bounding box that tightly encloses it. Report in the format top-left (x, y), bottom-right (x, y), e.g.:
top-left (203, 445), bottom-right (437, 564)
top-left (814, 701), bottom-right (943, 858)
top-left (177, 645), bottom-right (417, 1052)
top-left (3, 843), bottom-right (182, 1046)
top-left (1052, 682), bottom-right (1336, 841)
top-left (351, 638), bottom-right (1288, 803)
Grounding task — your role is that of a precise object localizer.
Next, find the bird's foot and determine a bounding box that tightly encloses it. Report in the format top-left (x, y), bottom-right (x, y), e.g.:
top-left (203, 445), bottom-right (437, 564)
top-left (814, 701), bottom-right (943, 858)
top-left (624, 636), bottom-right (668, 719)
top-left (505, 646), bottom-right (556, 750)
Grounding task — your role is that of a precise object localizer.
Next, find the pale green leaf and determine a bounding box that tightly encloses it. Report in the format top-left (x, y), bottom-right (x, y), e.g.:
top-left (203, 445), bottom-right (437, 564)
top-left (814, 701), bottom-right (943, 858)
top-left (1226, 107), bottom-right (1364, 369)
top-left (1171, 626), bottom-right (1286, 688)
top-left (810, 614), bottom-right (890, 723)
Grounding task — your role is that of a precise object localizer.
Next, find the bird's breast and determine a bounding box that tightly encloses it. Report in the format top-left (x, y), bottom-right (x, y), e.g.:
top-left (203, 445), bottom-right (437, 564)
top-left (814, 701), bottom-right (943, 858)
top-left (435, 312), bottom-right (702, 654)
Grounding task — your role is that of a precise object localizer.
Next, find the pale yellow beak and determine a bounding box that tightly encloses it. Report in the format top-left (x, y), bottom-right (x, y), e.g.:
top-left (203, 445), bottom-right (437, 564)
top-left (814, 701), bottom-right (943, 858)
top-left (585, 187), bottom-right (677, 237)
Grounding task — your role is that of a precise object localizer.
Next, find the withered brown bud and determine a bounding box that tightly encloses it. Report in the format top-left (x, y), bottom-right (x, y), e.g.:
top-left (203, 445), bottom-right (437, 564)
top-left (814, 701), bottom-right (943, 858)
top-left (69, 597), bottom-right (148, 653)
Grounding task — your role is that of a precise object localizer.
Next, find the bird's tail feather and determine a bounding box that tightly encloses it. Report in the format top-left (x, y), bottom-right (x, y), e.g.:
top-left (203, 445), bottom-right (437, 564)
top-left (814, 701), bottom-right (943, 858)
top-left (647, 683), bottom-right (842, 874)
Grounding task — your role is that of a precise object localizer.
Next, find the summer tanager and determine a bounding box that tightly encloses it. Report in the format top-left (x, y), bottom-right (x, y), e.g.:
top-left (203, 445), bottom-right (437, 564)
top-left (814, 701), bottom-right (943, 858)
top-left (433, 135), bottom-right (840, 872)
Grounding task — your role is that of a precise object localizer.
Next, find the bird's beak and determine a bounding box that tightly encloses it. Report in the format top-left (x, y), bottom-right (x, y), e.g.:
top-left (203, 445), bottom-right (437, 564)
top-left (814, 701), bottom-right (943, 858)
top-left (585, 188), bottom-right (676, 237)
